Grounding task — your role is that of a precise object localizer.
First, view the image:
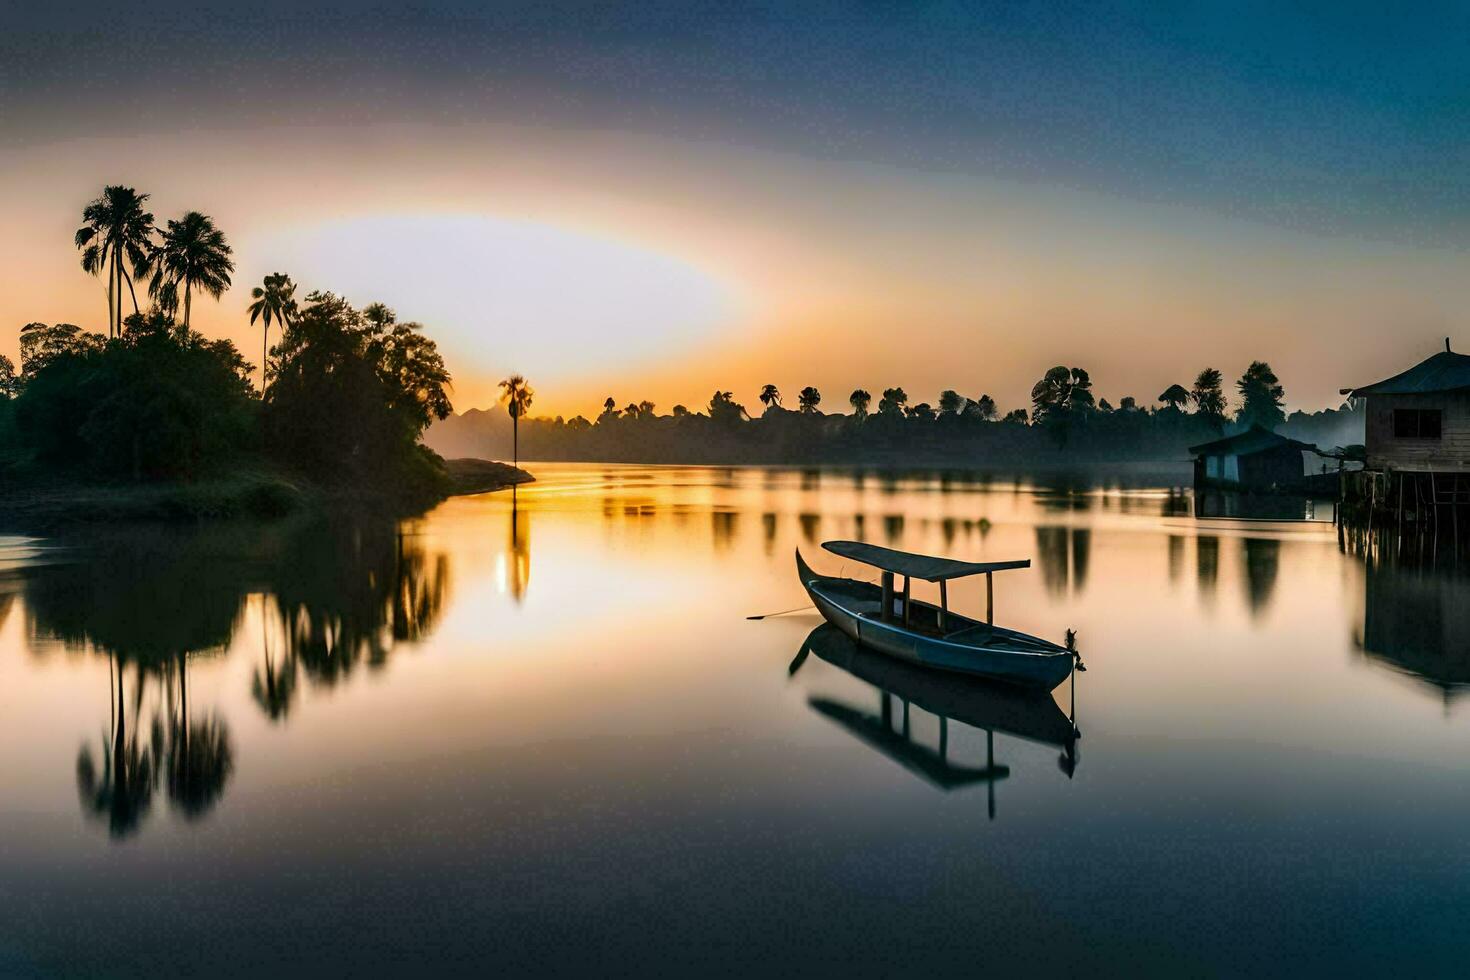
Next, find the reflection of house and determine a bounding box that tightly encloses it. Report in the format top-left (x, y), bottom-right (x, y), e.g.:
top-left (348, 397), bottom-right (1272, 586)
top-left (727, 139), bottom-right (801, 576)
top-left (1189, 425), bottom-right (1318, 490)
top-left (1359, 564), bottom-right (1470, 707)
top-left (1342, 345), bottom-right (1470, 472)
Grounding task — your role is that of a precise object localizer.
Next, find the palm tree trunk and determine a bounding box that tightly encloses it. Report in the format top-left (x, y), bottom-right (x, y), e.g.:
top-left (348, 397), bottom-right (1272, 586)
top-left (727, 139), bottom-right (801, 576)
top-left (513, 414), bottom-right (519, 468)
top-left (123, 269), bottom-right (140, 318)
top-left (261, 323), bottom-right (269, 398)
top-left (183, 281), bottom-right (192, 330)
top-left (107, 249), bottom-right (117, 339)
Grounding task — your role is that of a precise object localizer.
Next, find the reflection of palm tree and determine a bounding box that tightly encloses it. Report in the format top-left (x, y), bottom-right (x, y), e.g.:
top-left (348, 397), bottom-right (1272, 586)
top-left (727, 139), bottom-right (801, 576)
top-left (76, 655), bottom-right (158, 838)
top-left (507, 502), bottom-right (530, 603)
top-left (251, 595), bottom-right (297, 722)
top-left (165, 654), bottom-right (234, 820)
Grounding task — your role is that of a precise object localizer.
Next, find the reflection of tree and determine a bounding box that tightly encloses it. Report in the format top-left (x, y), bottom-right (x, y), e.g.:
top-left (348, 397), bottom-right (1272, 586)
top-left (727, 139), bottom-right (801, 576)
top-left (1196, 535), bottom-right (1219, 599)
top-left (1167, 535), bottom-right (1185, 584)
top-left (798, 512), bottom-right (821, 544)
top-left (22, 517), bottom-right (452, 838)
top-left (505, 501), bottom-right (529, 604)
top-left (1241, 537), bottom-right (1280, 617)
top-left (761, 512), bottom-right (778, 555)
top-left (711, 510), bottom-right (738, 550)
top-left (1034, 527), bottom-right (1090, 596)
top-left (163, 655), bottom-right (234, 820)
top-left (76, 655), bottom-right (159, 839)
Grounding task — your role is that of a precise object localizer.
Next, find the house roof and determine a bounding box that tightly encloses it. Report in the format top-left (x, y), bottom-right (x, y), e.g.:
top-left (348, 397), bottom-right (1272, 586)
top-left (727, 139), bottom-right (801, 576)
top-left (1188, 424), bottom-right (1318, 457)
top-left (1343, 350), bottom-right (1470, 397)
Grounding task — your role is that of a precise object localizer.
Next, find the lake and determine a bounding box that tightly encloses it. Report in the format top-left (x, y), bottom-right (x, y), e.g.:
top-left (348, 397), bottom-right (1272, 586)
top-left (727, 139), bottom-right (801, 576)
top-left (2, 463), bottom-right (1468, 976)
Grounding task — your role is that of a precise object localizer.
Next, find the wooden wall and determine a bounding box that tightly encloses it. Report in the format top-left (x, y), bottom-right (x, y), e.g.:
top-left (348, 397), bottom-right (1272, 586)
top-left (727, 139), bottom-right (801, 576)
top-left (1364, 391), bottom-right (1470, 471)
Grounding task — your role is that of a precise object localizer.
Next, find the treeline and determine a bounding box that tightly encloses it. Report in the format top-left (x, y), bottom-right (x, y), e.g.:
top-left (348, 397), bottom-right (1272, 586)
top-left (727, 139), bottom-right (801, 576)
top-left (0, 184), bottom-right (454, 512)
top-left (430, 361), bottom-right (1364, 466)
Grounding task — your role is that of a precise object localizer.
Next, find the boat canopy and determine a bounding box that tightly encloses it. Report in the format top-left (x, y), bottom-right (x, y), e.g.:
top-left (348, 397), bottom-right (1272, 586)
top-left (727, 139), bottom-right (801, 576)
top-left (821, 540), bottom-right (1029, 582)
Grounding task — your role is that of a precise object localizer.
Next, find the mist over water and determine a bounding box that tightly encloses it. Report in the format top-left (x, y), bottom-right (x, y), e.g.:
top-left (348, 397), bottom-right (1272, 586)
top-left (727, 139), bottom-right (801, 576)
top-left (2, 463), bottom-right (1468, 975)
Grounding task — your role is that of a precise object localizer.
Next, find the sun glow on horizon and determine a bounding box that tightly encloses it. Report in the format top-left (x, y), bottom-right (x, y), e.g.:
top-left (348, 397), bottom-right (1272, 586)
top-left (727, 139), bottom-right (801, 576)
top-left (251, 212), bottom-right (745, 411)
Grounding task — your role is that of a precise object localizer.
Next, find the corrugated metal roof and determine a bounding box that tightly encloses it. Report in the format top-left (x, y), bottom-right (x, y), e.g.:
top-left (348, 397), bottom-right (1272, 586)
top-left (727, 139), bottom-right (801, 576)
top-left (1188, 424), bottom-right (1317, 457)
top-left (1346, 350), bottom-right (1470, 397)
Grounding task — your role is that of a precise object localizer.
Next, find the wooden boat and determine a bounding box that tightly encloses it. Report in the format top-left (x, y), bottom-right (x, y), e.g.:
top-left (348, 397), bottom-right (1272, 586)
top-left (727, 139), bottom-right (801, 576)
top-left (796, 540), bottom-right (1076, 690)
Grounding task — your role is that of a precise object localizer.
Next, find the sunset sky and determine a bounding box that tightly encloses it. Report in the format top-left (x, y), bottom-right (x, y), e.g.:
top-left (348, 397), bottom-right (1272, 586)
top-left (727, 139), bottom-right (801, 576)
top-left (5, 2), bottom-right (1470, 417)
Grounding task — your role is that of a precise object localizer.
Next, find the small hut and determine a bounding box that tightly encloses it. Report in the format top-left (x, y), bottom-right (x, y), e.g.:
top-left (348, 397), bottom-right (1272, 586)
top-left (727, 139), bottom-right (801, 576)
top-left (1189, 425), bottom-right (1318, 490)
top-left (1341, 343), bottom-right (1470, 472)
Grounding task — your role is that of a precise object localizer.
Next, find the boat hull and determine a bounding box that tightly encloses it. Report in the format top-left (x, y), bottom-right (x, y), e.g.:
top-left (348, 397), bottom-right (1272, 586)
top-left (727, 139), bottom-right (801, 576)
top-left (796, 549), bottom-right (1075, 690)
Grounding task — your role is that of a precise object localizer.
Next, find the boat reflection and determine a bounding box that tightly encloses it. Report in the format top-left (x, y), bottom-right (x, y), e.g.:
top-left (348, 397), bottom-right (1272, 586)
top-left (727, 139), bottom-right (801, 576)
top-left (796, 625), bottom-right (1079, 817)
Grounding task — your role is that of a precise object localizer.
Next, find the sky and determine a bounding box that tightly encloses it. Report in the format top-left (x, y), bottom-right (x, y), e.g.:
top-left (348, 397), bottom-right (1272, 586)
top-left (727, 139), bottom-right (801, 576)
top-left (5, 1), bottom-right (1470, 417)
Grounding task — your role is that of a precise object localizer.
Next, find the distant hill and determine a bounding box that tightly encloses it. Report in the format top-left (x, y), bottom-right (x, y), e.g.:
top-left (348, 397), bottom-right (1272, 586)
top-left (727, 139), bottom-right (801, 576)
top-left (426, 406), bottom-right (514, 460)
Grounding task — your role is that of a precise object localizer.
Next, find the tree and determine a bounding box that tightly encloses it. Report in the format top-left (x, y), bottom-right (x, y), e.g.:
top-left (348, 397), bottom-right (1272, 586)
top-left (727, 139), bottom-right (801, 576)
top-left (964, 394), bottom-right (997, 421)
top-left (1119, 396), bottom-right (1138, 412)
top-left (938, 389), bottom-right (964, 415)
top-left (878, 387), bottom-right (908, 417)
top-left (637, 399), bottom-right (656, 417)
top-left (1158, 383), bottom-right (1191, 412)
top-left (247, 273), bottom-right (297, 397)
top-left (1002, 408), bottom-right (1028, 424)
top-left (1235, 361), bottom-right (1285, 429)
top-left (74, 185), bottom-right (156, 338)
top-left (798, 386), bottom-right (821, 414)
top-left (1030, 366), bottom-right (1093, 424)
top-left (499, 374), bottom-right (534, 467)
top-left (708, 390), bottom-right (747, 425)
top-left (148, 211), bottom-right (235, 329)
top-left (0, 355), bottom-right (15, 398)
top-left (1098, 398), bottom-right (1115, 413)
top-left (759, 384), bottom-right (781, 410)
top-left (18, 322), bottom-right (105, 380)
top-left (599, 397), bottom-right (619, 423)
top-left (671, 404), bottom-right (690, 418)
top-left (905, 402), bottom-right (937, 422)
top-left (849, 389), bottom-right (871, 419)
top-left (1191, 368), bottom-right (1227, 426)
top-left (264, 292), bottom-right (452, 496)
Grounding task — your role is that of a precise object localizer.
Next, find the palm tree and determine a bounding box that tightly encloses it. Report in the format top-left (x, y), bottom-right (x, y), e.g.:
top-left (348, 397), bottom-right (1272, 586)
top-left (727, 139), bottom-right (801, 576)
top-left (849, 389), bottom-right (871, 419)
top-left (74, 185), bottom-right (156, 338)
top-left (499, 375), bottom-right (534, 467)
top-left (148, 211), bottom-right (235, 330)
top-left (759, 384), bottom-right (781, 410)
top-left (798, 386), bottom-right (821, 414)
top-left (246, 273), bottom-right (297, 396)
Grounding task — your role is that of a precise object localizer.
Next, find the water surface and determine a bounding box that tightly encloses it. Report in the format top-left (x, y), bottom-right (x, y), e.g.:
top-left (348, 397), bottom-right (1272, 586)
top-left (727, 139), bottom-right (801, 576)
top-left (2, 464), bottom-right (1467, 976)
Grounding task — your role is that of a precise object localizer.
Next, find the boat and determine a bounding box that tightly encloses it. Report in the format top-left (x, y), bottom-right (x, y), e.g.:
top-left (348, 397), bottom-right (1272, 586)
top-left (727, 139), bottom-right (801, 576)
top-left (795, 540), bottom-right (1076, 690)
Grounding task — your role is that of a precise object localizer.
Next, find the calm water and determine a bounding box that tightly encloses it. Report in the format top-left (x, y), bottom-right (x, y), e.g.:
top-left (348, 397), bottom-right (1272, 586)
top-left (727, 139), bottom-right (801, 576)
top-left (2, 463), bottom-right (1468, 976)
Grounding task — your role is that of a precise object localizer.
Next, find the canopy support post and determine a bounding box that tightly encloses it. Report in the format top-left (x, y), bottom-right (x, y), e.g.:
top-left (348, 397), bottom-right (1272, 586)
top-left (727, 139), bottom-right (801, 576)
top-left (986, 571), bottom-right (994, 625)
top-left (880, 572), bottom-right (894, 621)
top-left (938, 579), bottom-right (948, 632)
top-left (902, 576), bottom-right (912, 626)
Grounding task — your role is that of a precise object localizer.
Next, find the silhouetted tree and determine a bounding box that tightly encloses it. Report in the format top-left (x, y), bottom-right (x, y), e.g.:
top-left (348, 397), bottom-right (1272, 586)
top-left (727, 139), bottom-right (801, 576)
top-left (1191, 368), bottom-right (1227, 427)
top-left (849, 389), bottom-right (871, 419)
top-left (598, 397), bottom-right (619, 423)
top-left (1098, 398), bottom-right (1114, 413)
top-left (1031, 366), bottom-right (1094, 423)
top-left (759, 384), bottom-right (781, 410)
top-left (1158, 384), bottom-right (1191, 412)
top-left (938, 389), bottom-right (964, 415)
top-left (247, 272), bottom-right (297, 397)
top-left (798, 386), bottom-right (821, 414)
top-left (148, 211), bottom-right (234, 329)
top-left (1003, 408), bottom-right (1029, 424)
top-left (708, 390), bottom-right (747, 425)
top-left (74, 185), bottom-right (155, 337)
top-left (1118, 396), bottom-right (1138, 412)
top-left (965, 394), bottom-right (997, 421)
top-left (905, 402), bottom-right (937, 422)
top-left (1236, 361), bottom-right (1285, 429)
top-left (499, 374), bottom-right (534, 468)
top-left (671, 404), bottom-right (690, 417)
top-left (0, 355), bottom-right (18, 399)
top-left (878, 387), bottom-right (908, 417)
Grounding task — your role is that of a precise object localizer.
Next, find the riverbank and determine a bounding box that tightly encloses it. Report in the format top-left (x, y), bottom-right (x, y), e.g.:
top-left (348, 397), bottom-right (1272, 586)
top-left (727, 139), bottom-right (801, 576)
top-left (0, 457), bottom-right (533, 532)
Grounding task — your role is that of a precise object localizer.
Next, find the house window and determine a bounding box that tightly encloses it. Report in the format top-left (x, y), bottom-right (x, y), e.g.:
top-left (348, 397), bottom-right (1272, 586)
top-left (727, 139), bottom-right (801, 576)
top-left (1393, 408), bottom-right (1442, 439)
